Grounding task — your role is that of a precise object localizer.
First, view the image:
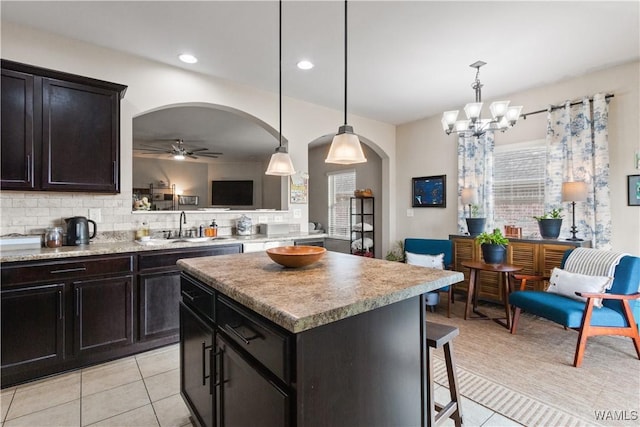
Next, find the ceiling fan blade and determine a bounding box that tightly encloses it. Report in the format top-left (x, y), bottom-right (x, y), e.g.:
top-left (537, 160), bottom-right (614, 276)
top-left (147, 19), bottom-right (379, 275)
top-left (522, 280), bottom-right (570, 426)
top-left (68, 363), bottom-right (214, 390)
top-left (188, 148), bottom-right (208, 152)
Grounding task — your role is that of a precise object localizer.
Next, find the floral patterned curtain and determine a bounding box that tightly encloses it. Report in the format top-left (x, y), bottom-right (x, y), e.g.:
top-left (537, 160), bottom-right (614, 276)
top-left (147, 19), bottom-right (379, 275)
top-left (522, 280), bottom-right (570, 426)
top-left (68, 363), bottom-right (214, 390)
top-left (545, 93), bottom-right (611, 248)
top-left (457, 132), bottom-right (495, 233)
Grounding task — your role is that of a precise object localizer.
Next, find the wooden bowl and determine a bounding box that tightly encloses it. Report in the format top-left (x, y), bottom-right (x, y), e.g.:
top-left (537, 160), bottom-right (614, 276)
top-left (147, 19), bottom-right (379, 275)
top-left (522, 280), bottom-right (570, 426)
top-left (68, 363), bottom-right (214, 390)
top-left (266, 245), bottom-right (327, 268)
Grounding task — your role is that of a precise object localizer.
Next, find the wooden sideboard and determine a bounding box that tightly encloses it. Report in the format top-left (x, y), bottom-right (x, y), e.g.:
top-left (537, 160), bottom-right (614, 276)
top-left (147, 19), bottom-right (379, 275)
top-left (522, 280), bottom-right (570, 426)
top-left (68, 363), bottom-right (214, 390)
top-left (449, 235), bottom-right (591, 303)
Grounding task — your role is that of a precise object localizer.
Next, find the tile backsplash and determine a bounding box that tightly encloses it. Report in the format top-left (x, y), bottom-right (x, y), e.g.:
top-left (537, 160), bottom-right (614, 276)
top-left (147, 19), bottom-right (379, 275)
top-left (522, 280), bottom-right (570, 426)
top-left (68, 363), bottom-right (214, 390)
top-left (0, 191), bottom-right (297, 241)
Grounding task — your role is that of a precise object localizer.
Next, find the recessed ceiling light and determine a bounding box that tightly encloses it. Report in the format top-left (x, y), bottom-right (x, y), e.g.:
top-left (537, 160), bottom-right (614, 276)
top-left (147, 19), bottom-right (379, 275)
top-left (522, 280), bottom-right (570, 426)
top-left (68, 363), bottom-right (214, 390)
top-left (297, 60), bottom-right (314, 70)
top-left (179, 54), bottom-right (198, 64)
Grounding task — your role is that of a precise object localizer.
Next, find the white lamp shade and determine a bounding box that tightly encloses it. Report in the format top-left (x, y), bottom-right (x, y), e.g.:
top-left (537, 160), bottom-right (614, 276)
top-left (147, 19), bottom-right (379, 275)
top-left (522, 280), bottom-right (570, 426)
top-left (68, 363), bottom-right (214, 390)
top-left (505, 105), bottom-right (523, 125)
top-left (265, 148), bottom-right (296, 176)
top-left (460, 187), bottom-right (478, 205)
top-left (489, 100), bottom-right (510, 120)
top-left (454, 120), bottom-right (470, 132)
top-left (325, 127), bottom-right (366, 164)
top-left (464, 102), bottom-right (483, 120)
top-left (442, 110), bottom-right (459, 127)
top-left (561, 181), bottom-right (588, 202)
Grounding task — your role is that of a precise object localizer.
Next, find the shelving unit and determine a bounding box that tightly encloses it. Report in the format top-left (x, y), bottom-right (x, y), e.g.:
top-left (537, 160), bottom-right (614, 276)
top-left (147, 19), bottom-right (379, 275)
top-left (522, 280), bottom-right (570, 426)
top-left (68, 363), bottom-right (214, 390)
top-left (150, 183), bottom-right (176, 210)
top-left (350, 197), bottom-right (374, 257)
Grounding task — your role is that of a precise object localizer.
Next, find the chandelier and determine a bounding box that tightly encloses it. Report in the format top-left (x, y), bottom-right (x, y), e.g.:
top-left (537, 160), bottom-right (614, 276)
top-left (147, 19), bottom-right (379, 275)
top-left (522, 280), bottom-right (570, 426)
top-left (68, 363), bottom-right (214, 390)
top-left (441, 61), bottom-right (522, 138)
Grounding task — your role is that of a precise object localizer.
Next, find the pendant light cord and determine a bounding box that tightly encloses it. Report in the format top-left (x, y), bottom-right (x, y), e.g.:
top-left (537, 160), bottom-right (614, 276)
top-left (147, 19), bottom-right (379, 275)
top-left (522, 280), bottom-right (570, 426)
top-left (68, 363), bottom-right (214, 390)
top-left (343, 0), bottom-right (348, 126)
top-left (279, 0), bottom-right (283, 147)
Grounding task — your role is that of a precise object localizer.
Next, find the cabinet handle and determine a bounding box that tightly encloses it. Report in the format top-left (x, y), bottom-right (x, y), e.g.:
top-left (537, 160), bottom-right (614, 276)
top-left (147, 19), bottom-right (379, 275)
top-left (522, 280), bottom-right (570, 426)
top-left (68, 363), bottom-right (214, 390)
top-left (181, 291), bottom-right (196, 302)
top-left (202, 342), bottom-right (212, 386)
top-left (26, 155), bottom-right (31, 182)
top-left (75, 288), bottom-right (80, 317)
top-left (58, 290), bottom-right (63, 320)
top-left (223, 323), bottom-right (261, 345)
top-left (51, 267), bottom-right (87, 274)
top-left (211, 348), bottom-right (223, 395)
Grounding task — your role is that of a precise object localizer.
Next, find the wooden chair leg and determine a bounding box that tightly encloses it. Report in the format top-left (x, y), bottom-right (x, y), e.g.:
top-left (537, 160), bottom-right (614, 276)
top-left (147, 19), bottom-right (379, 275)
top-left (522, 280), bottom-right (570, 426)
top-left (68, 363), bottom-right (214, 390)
top-left (620, 300), bottom-right (640, 359)
top-left (510, 307), bottom-right (521, 334)
top-left (574, 299), bottom-right (596, 367)
top-left (443, 341), bottom-right (462, 427)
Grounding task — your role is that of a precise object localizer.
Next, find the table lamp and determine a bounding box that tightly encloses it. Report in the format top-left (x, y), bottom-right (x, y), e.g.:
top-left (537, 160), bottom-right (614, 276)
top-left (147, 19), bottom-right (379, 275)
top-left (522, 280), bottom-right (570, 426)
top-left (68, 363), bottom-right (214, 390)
top-left (461, 187), bottom-right (478, 218)
top-left (561, 181), bottom-right (588, 241)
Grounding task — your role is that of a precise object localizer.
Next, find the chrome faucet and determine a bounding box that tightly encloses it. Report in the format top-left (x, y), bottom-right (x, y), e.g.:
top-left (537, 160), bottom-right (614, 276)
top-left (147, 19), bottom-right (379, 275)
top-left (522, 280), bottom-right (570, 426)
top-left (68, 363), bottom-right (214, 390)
top-left (178, 211), bottom-right (187, 237)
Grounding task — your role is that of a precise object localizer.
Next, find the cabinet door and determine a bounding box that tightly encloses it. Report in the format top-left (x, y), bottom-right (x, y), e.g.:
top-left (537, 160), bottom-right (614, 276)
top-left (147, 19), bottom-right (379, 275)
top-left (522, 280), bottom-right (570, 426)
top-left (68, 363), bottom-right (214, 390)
top-left (1, 284), bottom-right (66, 371)
top-left (139, 270), bottom-right (181, 341)
top-left (507, 242), bottom-right (540, 291)
top-left (1, 68), bottom-right (36, 190)
top-left (73, 275), bottom-right (133, 356)
top-left (180, 303), bottom-right (214, 427)
top-left (217, 333), bottom-right (289, 427)
top-left (41, 77), bottom-right (119, 192)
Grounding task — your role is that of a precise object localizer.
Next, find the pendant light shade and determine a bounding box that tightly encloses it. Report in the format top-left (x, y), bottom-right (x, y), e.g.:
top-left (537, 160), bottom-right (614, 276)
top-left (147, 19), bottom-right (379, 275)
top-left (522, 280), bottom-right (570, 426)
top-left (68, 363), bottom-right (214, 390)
top-left (266, 0), bottom-right (295, 176)
top-left (325, 1), bottom-right (366, 165)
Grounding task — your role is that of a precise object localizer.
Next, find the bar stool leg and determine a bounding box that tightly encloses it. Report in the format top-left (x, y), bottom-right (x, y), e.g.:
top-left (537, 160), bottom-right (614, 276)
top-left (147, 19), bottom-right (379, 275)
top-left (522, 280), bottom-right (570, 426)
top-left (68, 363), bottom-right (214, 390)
top-left (426, 346), bottom-right (436, 427)
top-left (443, 341), bottom-right (463, 427)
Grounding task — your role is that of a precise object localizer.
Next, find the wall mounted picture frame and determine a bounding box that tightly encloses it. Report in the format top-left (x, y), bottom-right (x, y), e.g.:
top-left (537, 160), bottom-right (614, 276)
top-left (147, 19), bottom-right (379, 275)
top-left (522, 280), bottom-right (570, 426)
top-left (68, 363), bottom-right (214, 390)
top-left (628, 174), bottom-right (640, 206)
top-left (412, 175), bottom-right (446, 208)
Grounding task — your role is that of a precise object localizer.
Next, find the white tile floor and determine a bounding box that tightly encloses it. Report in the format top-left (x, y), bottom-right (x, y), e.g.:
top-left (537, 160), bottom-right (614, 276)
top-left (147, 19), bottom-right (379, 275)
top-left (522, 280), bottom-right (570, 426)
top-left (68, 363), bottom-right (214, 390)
top-left (0, 345), bottom-right (193, 427)
top-left (0, 343), bottom-right (521, 427)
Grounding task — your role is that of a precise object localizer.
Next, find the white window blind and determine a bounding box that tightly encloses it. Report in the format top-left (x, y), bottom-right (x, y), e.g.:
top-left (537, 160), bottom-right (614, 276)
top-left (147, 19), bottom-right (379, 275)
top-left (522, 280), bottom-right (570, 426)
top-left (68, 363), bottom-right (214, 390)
top-left (493, 140), bottom-right (546, 236)
top-left (328, 170), bottom-right (356, 238)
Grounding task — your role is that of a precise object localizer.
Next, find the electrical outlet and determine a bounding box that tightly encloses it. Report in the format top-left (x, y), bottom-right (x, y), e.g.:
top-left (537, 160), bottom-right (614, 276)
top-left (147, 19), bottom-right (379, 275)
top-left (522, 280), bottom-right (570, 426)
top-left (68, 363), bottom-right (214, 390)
top-left (406, 209), bottom-right (414, 217)
top-left (274, 215), bottom-right (283, 222)
top-left (293, 209), bottom-right (302, 219)
top-left (89, 208), bottom-right (102, 222)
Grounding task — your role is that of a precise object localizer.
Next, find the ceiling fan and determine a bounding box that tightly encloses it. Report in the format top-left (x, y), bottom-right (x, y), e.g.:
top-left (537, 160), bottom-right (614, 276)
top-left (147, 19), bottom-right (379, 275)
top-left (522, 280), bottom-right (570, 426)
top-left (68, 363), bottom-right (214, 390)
top-left (134, 139), bottom-right (223, 160)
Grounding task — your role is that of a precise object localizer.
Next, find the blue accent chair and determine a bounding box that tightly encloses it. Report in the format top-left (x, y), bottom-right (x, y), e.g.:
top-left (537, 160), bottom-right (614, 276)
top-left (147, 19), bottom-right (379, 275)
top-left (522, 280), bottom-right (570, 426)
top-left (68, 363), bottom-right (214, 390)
top-left (404, 238), bottom-right (455, 317)
top-left (509, 250), bottom-right (640, 367)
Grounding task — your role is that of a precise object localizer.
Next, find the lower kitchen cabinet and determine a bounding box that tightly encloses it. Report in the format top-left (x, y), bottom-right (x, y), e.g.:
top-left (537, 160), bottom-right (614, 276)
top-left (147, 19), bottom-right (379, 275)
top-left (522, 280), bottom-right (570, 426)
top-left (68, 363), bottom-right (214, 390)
top-left (139, 270), bottom-right (182, 341)
top-left (180, 303), bottom-right (214, 427)
top-left (1, 283), bottom-right (66, 372)
top-left (74, 275), bottom-right (133, 356)
top-left (450, 234), bottom-right (591, 302)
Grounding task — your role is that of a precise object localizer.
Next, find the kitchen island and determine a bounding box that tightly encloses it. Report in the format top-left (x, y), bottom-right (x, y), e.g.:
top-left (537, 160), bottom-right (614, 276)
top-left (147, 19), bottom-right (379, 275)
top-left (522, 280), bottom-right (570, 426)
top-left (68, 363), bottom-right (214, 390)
top-left (178, 251), bottom-right (463, 427)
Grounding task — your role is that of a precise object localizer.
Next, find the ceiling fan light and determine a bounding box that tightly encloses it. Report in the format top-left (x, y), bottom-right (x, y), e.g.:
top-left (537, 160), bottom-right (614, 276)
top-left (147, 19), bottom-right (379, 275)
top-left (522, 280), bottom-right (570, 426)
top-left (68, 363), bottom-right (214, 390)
top-left (266, 146), bottom-right (296, 176)
top-left (489, 100), bottom-right (510, 120)
top-left (325, 125), bottom-right (366, 164)
top-left (173, 153), bottom-right (185, 160)
top-left (464, 102), bottom-right (483, 121)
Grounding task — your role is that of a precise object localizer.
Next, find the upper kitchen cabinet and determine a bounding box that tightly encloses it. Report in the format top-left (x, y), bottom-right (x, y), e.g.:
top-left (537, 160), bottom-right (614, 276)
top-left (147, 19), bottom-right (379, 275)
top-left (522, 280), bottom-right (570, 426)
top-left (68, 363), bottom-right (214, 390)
top-left (1, 60), bottom-right (127, 193)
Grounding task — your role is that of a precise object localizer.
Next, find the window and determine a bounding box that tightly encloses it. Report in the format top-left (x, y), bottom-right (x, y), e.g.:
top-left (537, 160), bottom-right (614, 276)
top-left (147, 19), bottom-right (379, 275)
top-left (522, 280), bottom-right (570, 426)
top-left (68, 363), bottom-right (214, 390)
top-left (493, 140), bottom-right (546, 237)
top-left (328, 170), bottom-right (356, 238)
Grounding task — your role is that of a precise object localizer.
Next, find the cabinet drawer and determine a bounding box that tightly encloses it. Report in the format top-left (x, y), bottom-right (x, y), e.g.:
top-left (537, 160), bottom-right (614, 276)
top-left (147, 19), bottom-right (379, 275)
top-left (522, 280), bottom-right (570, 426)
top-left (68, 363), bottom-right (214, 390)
top-left (181, 274), bottom-right (214, 324)
top-left (1, 255), bottom-right (133, 286)
top-left (139, 244), bottom-right (241, 271)
top-left (216, 295), bottom-right (290, 383)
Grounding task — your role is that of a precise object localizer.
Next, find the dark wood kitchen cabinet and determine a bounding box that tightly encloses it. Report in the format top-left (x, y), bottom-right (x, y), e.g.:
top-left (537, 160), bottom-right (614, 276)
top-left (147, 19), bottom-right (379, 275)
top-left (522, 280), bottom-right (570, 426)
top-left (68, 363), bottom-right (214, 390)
top-left (0, 60), bottom-right (127, 193)
top-left (1, 284), bottom-right (66, 373)
top-left (180, 275), bottom-right (290, 427)
top-left (138, 244), bottom-right (242, 343)
top-left (1, 254), bottom-right (134, 386)
top-left (73, 275), bottom-right (134, 356)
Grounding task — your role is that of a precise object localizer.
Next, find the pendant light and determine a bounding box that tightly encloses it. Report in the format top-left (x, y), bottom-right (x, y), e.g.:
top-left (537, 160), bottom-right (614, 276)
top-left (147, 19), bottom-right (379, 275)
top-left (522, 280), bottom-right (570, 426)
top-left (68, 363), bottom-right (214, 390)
top-left (325, 0), bottom-right (366, 165)
top-left (266, 0), bottom-right (296, 176)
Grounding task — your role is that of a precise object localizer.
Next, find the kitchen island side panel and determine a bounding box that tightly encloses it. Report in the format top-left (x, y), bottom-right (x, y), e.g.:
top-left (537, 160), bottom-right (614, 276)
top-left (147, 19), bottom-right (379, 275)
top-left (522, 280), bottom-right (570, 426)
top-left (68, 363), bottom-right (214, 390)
top-left (296, 295), bottom-right (425, 427)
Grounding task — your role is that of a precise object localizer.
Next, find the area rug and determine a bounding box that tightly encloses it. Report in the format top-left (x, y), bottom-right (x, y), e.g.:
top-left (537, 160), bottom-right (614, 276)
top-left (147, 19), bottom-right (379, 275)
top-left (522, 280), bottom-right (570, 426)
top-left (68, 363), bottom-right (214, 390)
top-left (427, 299), bottom-right (640, 427)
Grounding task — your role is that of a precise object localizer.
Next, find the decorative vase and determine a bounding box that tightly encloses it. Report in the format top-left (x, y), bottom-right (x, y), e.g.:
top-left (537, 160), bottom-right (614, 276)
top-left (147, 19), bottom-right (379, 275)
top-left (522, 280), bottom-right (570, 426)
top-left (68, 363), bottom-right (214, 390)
top-left (537, 218), bottom-right (562, 239)
top-left (466, 218), bottom-right (486, 236)
top-left (481, 243), bottom-right (506, 264)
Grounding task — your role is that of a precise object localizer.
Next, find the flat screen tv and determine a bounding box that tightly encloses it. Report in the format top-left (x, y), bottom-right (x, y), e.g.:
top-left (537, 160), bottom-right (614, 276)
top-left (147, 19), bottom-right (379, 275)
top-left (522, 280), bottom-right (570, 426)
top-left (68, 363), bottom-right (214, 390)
top-left (211, 180), bottom-right (253, 206)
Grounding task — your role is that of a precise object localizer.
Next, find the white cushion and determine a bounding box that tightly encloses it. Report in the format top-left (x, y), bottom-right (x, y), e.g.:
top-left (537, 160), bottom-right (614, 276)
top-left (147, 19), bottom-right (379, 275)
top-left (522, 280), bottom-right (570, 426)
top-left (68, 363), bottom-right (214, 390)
top-left (546, 267), bottom-right (612, 308)
top-left (352, 222), bottom-right (373, 232)
top-left (405, 252), bottom-right (445, 270)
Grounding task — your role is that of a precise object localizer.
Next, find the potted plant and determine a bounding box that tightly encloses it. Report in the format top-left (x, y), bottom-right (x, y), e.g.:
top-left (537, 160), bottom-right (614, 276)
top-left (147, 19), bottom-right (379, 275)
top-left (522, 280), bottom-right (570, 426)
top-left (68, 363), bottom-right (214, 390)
top-left (385, 240), bottom-right (405, 262)
top-left (533, 208), bottom-right (563, 239)
top-left (476, 228), bottom-right (509, 264)
top-left (466, 204), bottom-right (486, 236)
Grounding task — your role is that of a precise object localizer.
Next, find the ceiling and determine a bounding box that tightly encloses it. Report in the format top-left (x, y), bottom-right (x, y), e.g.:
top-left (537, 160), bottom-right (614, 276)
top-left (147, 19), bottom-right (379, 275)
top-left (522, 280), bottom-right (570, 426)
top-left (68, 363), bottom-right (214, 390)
top-left (2, 1), bottom-right (638, 128)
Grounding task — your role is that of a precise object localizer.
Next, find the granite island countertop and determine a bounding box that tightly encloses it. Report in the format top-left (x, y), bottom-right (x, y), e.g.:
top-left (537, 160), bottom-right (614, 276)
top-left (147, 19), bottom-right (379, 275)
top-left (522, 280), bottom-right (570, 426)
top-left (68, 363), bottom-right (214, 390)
top-left (0, 233), bottom-right (326, 263)
top-left (178, 251), bottom-right (464, 333)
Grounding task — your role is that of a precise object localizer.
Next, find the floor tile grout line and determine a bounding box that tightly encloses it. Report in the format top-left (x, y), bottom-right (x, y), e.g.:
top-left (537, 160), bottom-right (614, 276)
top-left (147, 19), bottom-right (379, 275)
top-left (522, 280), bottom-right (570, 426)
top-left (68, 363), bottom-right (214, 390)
top-left (1, 390), bottom-right (16, 424)
top-left (135, 354), bottom-right (162, 427)
top-left (2, 398), bottom-right (81, 425)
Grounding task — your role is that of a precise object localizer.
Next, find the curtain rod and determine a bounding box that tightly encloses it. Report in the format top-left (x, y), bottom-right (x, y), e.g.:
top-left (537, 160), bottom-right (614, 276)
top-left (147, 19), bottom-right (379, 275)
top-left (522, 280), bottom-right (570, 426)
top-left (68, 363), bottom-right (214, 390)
top-left (521, 93), bottom-right (614, 120)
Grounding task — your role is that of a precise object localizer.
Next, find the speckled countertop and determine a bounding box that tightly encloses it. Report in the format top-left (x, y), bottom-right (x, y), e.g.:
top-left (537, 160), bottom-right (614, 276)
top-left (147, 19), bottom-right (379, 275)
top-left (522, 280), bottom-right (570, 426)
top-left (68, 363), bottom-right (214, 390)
top-left (178, 251), bottom-right (464, 333)
top-left (0, 233), bottom-right (326, 263)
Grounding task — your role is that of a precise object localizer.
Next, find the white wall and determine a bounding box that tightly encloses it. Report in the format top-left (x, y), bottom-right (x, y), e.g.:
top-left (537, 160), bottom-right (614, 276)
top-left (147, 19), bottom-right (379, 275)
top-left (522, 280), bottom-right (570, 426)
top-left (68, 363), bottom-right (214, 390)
top-left (396, 61), bottom-right (640, 254)
top-left (0, 22), bottom-right (396, 249)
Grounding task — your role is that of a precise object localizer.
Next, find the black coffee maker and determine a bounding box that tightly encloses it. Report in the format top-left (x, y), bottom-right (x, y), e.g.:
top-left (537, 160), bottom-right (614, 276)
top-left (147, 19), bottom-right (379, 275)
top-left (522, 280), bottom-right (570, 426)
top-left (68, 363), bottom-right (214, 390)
top-left (64, 216), bottom-right (97, 245)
